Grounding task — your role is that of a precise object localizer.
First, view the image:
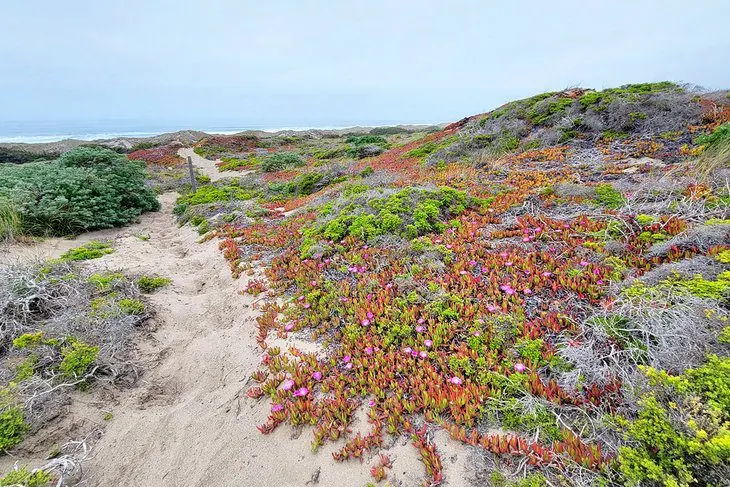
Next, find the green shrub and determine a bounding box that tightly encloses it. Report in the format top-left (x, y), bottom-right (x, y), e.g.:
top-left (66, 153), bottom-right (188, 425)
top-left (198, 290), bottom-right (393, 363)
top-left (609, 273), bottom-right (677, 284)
top-left (301, 187), bottom-right (476, 255)
top-left (345, 135), bottom-right (388, 146)
top-left (0, 406), bottom-right (30, 450)
top-left (137, 275), bottom-right (171, 293)
top-left (595, 184), bottom-right (626, 209)
top-left (0, 198), bottom-right (21, 241)
top-left (617, 357), bottom-right (730, 487)
top-left (88, 272), bottom-right (125, 291)
top-left (0, 147), bottom-right (160, 236)
top-left (57, 241), bottom-right (113, 262)
top-left (696, 123), bottom-right (730, 148)
top-left (118, 298), bottom-right (145, 315)
top-left (12, 333), bottom-right (44, 349)
top-left (59, 340), bottom-right (99, 378)
top-left (261, 152), bottom-right (305, 172)
top-left (369, 126), bottom-right (410, 135)
top-left (176, 185), bottom-right (256, 205)
top-left (0, 466), bottom-right (52, 487)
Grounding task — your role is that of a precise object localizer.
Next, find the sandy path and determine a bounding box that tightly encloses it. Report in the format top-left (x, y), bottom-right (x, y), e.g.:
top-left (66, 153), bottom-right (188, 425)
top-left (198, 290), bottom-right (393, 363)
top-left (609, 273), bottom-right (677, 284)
top-left (177, 147), bottom-right (246, 181)
top-left (0, 189), bottom-right (472, 485)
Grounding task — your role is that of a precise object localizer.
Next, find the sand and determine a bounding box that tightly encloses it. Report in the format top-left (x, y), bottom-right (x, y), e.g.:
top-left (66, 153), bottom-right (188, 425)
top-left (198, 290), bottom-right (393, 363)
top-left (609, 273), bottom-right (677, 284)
top-left (0, 170), bottom-right (473, 486)
top-left (177, 147), bottom-right (247, 181)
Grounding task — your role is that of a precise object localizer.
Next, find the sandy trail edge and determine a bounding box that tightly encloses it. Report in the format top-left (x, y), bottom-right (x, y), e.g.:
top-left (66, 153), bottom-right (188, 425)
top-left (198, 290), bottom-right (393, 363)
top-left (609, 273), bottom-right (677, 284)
top-left (178, 147), bottom-right (246, 181)
top-left (0, 196), bottom-right (472, 486)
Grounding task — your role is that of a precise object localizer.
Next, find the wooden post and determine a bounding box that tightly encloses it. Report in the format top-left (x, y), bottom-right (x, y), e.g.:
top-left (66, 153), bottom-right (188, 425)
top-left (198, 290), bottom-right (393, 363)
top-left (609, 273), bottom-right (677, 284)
top-left (187, 156), bottom-right (198, 192)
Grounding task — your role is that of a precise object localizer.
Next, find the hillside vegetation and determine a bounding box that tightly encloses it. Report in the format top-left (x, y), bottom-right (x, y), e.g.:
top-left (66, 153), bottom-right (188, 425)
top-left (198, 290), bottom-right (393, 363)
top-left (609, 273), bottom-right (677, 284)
top-left (0, 147), bottom-right (159, 237)
top-left (182, 82), bottom-right (730, 486)
top-left (1, 82), bottom-right (730, 486)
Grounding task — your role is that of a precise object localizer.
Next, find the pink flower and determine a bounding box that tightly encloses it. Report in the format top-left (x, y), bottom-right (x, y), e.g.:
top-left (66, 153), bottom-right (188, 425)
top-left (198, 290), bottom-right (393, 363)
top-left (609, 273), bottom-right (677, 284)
top-left (342, 355), bottom-right (351, 363)
top-left (446, 244), bottom-right (452, 249)
top-left (285, 323), bottom-right (294, 332)
top-left (366, 311), bottom-right (374, 319)
top-left (580, 260), bottom-right (590, 267)
top-left (281, 379), bottom-right (295, 391)
top-left (514, 363), bottom-right (527, 373)
top-left (487, 304), bottom-right (498, 312)
top-left (271, 403), bottom-right (284, 412)
top-left (522, 237), bottom-right (530, 242)
top-left (523, 288), bottom-right (532, 295)
top-left (312, 371), bottom-right (322, 381)
top-left (345, 362), bottom-right (353, 370)
top-left (419, 351), bottom-right (428, 359)
top-left (297, 295), bottom-right (305, 301)
top-left (411, 350), bottom-right (418, 357)
top-left (500, 284), bottom-right (516, 295)
top-left (365, 347), bottom-right (373, 355)
top-left (417, 317), bottom-right (425, 324)
top-left (310, 280), bottom-right (317, 287)
top-left (535, 227), bottom-right (543, 233)
top-left (366, 293), bottom-right (373, 300)
top-left (386, 283), bottom-right (393, 289)
top-left (469, 260), bottom-right (477, 266)
top-left (415, 325), bottom-right (425, 333)
top-left (424, 339), bottom-right (433, 348)
top-left (404, 347), bottom-right (413, 354)
top-left (303, 303), bottom-right (310, 309)
top-left (597, 279), bottom-right (604, 285)
top-left (460, 270), bottom-right (468, 275)
top-left (505, 261), bottom-right (513, 267)
top-left (499, 252), bottom-right (509, 258)
top-left (293, 387), bottom-right (309, 397)
top-left (449, 376), bottom-right (463, 385)
top-left (368, 399), bottom-right (376, 407)
top-left (473, 331), bottom-right (481, 337)
top-left (542, 271), bottom-right (552, 277)
top-left (361, 319), bottom-right (371, 327)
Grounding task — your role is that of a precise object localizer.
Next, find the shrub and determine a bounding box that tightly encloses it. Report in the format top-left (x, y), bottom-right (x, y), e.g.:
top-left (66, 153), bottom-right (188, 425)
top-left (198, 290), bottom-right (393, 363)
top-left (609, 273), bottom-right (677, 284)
top-left (0, 466), bottom-right (52, 486)
top-left (0, 406), bottom-right (30, 450)
top-left (618, 357), bottom-right (730, 487)
top-left (0, 198), bottom-right (21, 241)
top-left (12, 332), bottom-right (44, 349)
top-left (176, 185), bottom-right (256, 205)
top-left (0, 147), bottom-right (160, 235)
top-left (369, 126), bottom-right (411, 135)
top-left (118, 298), bottom-right (145, 315)
top-left (59, 340), bottom-right (99, 378)
top-left (57, 241), bottom-right (113, 262)
top-left (345, 135), bottom-right (388, 146)
top-left (594, 184), bottom-right (626, 209)
top-left (695, 123), bottom-right (730, 148)
top-left (261, 152), bottom-right (305, 172)
top-left (88, 272), bottom-right (126, 292)
top-left (137, 275), bottom-right (171, 293)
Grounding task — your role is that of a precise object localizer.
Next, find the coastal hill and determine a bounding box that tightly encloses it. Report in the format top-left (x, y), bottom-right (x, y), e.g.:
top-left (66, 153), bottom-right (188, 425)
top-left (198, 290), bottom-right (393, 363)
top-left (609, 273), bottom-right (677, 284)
top-left (0, 82), bottom-right (729, 486)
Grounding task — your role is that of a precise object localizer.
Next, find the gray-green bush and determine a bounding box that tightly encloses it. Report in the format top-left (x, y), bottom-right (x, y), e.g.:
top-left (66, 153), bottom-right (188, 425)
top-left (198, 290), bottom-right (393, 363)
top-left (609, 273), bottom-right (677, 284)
top-left (0, 147), bottom-right (160, 235)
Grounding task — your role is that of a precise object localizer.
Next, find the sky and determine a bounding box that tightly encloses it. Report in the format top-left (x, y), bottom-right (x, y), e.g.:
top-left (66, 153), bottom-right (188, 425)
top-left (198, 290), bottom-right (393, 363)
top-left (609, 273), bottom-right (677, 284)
top-left (1, 0), bottom-right (729, 133)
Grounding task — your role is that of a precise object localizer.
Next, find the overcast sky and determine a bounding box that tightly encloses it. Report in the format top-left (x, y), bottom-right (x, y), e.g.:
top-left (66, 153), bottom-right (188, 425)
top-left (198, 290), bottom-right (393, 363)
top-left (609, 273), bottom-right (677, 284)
top-left (2, 0), bottom-right (729, 129)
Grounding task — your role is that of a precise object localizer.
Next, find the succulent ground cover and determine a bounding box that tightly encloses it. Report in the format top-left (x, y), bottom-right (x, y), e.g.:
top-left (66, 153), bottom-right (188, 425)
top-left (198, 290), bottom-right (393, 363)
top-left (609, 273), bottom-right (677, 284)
top-left (181, 84), bottom-right (730, 486)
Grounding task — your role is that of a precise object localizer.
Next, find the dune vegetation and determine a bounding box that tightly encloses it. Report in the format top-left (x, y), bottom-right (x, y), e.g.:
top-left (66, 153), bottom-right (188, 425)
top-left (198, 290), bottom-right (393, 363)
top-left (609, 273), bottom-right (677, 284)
top-left (1, 82), bottom-right (729, 486)
top-left (182, 82), bottom-right (730, 486)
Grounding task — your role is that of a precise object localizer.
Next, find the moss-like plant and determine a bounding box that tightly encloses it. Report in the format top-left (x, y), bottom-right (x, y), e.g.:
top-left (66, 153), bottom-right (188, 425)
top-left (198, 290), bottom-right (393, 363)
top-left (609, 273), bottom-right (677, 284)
top-left (59, 340), bottom-right (99, 378)
top-left (118, 298), bottom-right (145, 315)
top-left (0, 405), bottom-right (30, 450)
top-left (57, 241), bottom-right (113, 262)
top-left (0, 466), bottom-right (52, 486)
top-left (137, 275), bottom-right (171, 293)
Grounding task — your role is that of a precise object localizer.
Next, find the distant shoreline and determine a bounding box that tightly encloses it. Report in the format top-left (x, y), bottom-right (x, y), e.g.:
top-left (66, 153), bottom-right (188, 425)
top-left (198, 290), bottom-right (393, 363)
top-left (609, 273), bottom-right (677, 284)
top-left (0, 123), bottom-right (443, 154)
